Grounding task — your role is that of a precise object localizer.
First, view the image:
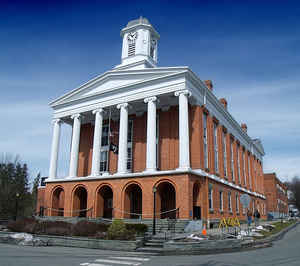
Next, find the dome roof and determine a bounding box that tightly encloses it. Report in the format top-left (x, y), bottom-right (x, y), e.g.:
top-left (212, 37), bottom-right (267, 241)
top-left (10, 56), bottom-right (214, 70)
top-left (127, 16), bottom-right (152, 28)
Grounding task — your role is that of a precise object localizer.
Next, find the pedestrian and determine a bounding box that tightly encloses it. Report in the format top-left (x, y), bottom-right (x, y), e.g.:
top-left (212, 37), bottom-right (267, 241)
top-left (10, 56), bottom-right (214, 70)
top-left (254, 209), bottom-right (261, 227)
top-left (247, 209), bottom-right (252, 226)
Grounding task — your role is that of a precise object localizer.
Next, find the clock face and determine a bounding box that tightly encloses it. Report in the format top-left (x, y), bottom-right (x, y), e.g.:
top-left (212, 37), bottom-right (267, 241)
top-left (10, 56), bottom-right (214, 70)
top-left (127, 32), bottom-right (138, 41)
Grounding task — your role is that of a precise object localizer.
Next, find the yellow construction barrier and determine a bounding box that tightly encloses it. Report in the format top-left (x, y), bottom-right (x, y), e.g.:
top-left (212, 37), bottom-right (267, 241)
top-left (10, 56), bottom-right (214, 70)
top-left (219, 217), bottom-right (240, 228)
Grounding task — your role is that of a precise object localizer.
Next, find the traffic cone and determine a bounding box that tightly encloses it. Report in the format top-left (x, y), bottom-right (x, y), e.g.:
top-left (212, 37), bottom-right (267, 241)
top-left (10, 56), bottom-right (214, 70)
top-left (202, 224), bottom-right (207, 236)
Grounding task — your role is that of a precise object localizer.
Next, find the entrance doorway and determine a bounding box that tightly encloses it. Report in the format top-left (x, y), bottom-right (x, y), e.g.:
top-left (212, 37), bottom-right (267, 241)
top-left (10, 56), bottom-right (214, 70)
top-left (97, 185), bottom-right (113, 218)
top-left (124, 184), bottom-right (142, 219)
top-left (193, 182), bottom-right (201, 219)
top-left (73, 186), bottom-right (87, 217)
top-left (52, 187), bottom-right (65, 216)
top-left (157, 182), bottom-right (176, 219)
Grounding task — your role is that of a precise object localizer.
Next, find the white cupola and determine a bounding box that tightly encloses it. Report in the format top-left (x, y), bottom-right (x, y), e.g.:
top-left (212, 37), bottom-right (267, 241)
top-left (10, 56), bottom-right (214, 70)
top-left (115, 17), bottom-right (160, 70)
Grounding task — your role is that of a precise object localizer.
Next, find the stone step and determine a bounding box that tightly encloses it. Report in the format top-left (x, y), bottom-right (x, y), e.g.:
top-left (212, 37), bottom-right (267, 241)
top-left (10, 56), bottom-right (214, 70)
top-left (147, 239), bottom-right (165, 243)
top-left (136, 247), bottom-right (164, 253)
top-left (144, 242), bottom-right (164, 247)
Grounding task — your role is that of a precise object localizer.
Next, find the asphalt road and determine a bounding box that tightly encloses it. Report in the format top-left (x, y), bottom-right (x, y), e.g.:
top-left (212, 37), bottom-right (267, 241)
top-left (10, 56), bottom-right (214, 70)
top-left (1, 223), bottom-right (299, 266)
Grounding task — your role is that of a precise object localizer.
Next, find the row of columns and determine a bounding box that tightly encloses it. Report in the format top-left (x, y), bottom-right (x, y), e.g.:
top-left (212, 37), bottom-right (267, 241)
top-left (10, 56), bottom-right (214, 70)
top-left (48, 90), bottom-right (192, 179)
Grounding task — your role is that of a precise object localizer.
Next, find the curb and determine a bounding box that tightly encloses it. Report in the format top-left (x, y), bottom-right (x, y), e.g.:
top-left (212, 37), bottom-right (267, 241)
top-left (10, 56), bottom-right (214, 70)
top-left (254, 220), bottom-right (300, 245)
top-left (159, 221), bottom-right (299, 256)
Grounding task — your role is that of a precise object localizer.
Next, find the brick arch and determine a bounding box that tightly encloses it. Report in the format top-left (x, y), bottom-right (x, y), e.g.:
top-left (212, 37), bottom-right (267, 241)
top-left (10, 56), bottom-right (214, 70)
top-left (51, 185), bottom-right (65, 216)
top-left (72, 184), bottom-right (88, 217)
top-left (192, 181), bottom-right (202, 219)
top-left (95, 183), bottom-right (114, 218)
top-left (122, 181), bottom-right (143, 219)
top-left (155, 179), bottom-right (177, 219)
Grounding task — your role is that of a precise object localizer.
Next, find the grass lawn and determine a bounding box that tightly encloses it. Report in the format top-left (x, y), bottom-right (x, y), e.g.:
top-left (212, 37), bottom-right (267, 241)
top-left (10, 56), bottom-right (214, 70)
top-left (256, 220), bottom-right (296, 238)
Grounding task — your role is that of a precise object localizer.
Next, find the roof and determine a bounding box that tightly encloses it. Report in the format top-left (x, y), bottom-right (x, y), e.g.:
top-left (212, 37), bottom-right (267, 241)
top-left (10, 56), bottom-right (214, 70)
top-left (127, 17), bottom-right (151, 27)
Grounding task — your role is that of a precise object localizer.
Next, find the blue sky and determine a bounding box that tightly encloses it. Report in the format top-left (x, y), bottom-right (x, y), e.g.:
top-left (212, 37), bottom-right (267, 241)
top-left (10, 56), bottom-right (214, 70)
top-left (1, 0), bottom-right (299, 184)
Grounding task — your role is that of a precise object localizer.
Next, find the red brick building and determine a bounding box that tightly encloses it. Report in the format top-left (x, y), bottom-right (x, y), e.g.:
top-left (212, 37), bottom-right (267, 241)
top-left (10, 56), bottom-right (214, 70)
top-left (264, 173), bottom-right (288, 218)
top-left (37, 17), bottom-right (266, 225)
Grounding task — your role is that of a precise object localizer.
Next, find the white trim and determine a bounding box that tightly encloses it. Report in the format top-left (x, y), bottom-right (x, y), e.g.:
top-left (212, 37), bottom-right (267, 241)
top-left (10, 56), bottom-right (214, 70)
top-left (46, 168), bottom-right (266, 199)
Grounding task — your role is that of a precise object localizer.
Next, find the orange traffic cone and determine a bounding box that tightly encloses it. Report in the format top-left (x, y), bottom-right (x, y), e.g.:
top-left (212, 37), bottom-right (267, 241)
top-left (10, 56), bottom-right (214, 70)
top-left (202, 224), bottom-right (207, 236)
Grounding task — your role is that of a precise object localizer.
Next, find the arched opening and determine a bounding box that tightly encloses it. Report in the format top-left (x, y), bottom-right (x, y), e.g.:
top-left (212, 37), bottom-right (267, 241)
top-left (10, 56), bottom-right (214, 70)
top-left (157, 182), bottom-right (176, 219)
top-left (52, 187), bottom-right (65, 216)
top-left (193, 182), bottom-right (201, 219)
top-left (124, 184), bottom-right (142, 219)
top-left (73, 186), bottom-right (87, 217)
top-left (96, 185), bottom-right (113, 218)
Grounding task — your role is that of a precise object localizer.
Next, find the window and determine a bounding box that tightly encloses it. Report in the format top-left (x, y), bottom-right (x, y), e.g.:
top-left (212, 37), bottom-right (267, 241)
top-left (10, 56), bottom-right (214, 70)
top-left (230, 139), bottom-right (235, 181)
top-left (223, 132), bottom-right (227, 177)
top-left (214, 122), bottom-right (219, 173)
top-left (128, 43), bottom-right (136, 56)
top-left (228, 191), bottom-right (232, 212)
top-left (100, 150), bottom-right (108, 172)
top-left (248, 154), bottom-right (252, 189)
top-left (203, 113), bottom-right (208, 169)
top-left (243, 151), bottom-right (246, 186)
top-left (254, 159), bottom-right (257, 191)
top-left (127, 120), bottom-right (133, 171)
top-left (237, 145), bottom-right (241, 184)
top-left (219, 191), bottom-right (223, 211)
top-left (236, 193), bottom-right (239, 213)
top-left (99, 123), bottom-right (109, 173)
top-left (209, 186), bottom-right (213, 210)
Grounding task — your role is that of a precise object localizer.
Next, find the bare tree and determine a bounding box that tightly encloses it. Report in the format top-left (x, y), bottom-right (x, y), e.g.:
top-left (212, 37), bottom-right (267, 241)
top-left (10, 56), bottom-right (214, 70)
top-left (286, 176), bottom-right (300, 212)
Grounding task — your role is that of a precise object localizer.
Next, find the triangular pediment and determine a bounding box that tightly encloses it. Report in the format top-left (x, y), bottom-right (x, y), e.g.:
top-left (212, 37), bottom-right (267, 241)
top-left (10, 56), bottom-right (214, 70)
top-left (50, 67), bottom-right (187, 107)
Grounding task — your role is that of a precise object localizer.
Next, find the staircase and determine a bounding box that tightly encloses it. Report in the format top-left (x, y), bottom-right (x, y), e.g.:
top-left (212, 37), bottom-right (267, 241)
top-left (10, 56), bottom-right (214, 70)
top-left (136, 234), bottom-right (166, 253)
top-left (123, 218), bottom-right (189, 234)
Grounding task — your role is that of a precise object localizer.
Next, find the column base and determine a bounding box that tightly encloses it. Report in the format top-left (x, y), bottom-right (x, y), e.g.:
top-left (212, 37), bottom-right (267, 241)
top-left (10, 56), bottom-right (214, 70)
top-left (176, 167), bottom-right (191, 172)
top-left (115, 171), bottom-right (129, 175)
top-left (89, 173), bottom-right (101, 178)
top-left (67, 176), bottom-right (77, 179)
top-left (143, 168), bottom-right (157, 174)
top-left (102, 172), bottom-right (110, 176)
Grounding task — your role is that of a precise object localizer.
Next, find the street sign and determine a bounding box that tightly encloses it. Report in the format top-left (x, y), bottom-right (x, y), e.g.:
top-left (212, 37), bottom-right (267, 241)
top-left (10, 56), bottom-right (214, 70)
top-left (240, 194), bottom-right (251, 208)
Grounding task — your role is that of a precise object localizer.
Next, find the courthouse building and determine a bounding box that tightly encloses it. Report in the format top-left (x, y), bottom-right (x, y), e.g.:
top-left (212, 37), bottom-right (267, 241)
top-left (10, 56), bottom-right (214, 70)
top-left (37, 17), bottom-right (266, 224)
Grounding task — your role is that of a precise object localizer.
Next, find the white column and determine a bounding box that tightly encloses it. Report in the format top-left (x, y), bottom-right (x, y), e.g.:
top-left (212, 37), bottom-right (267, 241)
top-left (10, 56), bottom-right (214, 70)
top-left (144, 96), bottom-right (157, 172)
top-left (91, 108), bottom-right (104, 176)
top-left (175, 90), bottom-right (192, 170)
top-left (117, 103), bottom-right (129, 174)
top-left (69, 114), bottom-right (82, 177)
top-left (49, 119), bottom-right (62, 179)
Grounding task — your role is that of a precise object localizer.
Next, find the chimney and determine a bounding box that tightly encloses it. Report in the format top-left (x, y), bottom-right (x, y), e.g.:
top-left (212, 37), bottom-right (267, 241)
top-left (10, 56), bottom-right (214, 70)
top-left (219, 98), bottom-right (227, 109)
top-left (204, 80), bottom-right (213, 91)
top-left (241, 123), bottom-right (247, 133)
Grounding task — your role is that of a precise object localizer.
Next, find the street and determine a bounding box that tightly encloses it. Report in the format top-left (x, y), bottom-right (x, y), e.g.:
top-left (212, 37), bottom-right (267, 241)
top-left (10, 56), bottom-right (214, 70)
top-left (1, 223), bottom-right (299, 266)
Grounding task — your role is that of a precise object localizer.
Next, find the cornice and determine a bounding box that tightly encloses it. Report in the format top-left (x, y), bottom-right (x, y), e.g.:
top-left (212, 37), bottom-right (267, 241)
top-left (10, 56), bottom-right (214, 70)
top-left (50, 70), bottom-right (187, 108)
top-left (46, 168), bottom-right (266, 200)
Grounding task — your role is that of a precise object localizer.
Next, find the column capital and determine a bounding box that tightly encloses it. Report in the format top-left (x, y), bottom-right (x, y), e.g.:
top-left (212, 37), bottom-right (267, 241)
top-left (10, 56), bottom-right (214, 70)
top-left (52, 118), bottom-right (62, 125)
top-left (174, 90), bottom-right (192, 97)
top-left (144, 96), bottom-right (157, 104)
top-left (70, 113), bottom-right (82, 120)
top-left (117, 103), bottom-right (129, 109)
top-left (92, 108), bottom-right (105, 115)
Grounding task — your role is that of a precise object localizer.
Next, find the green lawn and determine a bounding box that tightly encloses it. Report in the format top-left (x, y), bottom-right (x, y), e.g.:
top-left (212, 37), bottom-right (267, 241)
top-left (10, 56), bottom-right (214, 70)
top-left (256, 220), bottom-right (296, 238)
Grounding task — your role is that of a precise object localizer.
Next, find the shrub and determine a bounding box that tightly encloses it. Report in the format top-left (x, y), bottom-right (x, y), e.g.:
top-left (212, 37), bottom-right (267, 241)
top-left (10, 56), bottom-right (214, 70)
top-left (125, 223), bottom-right (148, 235)
top-left (107, 219), bottom-right (135, 240)
top-left (7, 217), bottom-right (37, 233)
top-left (71, 220), bottom-right (109, 237)
top-left (36, 221), bottom-right (72, 236)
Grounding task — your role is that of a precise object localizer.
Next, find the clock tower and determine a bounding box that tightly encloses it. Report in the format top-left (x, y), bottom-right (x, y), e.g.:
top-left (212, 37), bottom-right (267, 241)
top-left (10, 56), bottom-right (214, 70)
top-left (115, 17), bottom-right (160, 69)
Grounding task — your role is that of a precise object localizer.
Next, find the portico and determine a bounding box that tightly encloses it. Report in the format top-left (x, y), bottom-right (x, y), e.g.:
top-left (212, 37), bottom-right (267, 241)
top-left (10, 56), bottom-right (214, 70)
top-left (48, 89), bottom-right (192, 180)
